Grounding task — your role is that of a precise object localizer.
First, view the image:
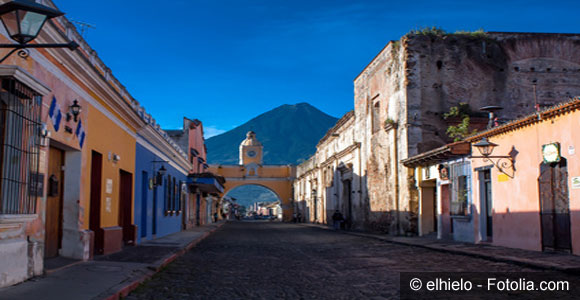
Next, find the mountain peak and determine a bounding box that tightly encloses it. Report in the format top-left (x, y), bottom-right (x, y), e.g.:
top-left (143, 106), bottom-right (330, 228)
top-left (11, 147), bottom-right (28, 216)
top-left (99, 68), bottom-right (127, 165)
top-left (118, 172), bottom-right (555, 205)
top-left (206, 103), bottom-right (338, 165)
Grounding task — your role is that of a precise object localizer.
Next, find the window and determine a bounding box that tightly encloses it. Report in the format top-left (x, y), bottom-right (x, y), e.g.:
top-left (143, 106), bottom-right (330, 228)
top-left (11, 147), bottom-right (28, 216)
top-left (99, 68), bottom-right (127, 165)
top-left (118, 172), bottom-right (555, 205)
top-left (165, 175), bottom-right (184, 216)
top-left (450, 161), bottom-right (471, 216)
top-left (172, 177), bottom-right (177, 214)
top-left (372, 100), bottom-right (380, 133)
top-left (165, 175), bottom-right (171, 215)
top-left (0, 78), bottom-right (42, 215)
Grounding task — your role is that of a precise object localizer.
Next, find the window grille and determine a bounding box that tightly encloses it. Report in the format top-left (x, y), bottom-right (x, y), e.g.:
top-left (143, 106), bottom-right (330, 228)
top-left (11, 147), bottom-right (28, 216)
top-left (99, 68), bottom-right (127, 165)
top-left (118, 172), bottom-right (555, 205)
top-left (0, 78), bottom-right (42, 214)
top-left (450, 161), bottom-right (471, 216)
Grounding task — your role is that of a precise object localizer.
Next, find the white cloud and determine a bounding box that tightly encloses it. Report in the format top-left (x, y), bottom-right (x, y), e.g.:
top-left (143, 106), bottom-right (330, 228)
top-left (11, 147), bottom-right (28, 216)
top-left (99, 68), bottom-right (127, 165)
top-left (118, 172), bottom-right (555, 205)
top-left (204, 126), bottom-right (227, 138)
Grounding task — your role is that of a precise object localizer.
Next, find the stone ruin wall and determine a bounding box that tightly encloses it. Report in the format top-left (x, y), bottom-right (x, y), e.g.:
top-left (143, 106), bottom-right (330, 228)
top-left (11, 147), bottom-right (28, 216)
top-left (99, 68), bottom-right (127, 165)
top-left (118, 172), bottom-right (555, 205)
top-left (356, 32), bottom-right (580, 235)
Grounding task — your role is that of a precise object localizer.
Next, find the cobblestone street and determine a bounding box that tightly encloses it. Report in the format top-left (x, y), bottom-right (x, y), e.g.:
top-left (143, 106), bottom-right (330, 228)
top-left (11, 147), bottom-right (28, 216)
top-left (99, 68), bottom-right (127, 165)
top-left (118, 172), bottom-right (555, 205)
top-left (126, 222), bottom-right (569, 299)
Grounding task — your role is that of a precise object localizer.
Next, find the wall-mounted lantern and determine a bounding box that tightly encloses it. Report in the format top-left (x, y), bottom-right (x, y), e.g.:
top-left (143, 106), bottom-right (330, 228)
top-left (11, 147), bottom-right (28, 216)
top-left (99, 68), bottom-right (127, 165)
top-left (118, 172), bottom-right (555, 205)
top-left (0, 0), bottom-right (79, 63)
top-left (471, 137), bottom-right (515, 178)
top-left (69, 99), bottom-right (81, 122)
top-left (150, 160), bottom-right (168, 188)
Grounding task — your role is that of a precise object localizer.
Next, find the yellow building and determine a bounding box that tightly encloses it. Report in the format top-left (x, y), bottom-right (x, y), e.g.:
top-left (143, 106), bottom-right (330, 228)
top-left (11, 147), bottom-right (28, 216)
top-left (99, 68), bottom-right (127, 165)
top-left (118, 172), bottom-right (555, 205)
top-left (209, 132), bottom-right (296, 220)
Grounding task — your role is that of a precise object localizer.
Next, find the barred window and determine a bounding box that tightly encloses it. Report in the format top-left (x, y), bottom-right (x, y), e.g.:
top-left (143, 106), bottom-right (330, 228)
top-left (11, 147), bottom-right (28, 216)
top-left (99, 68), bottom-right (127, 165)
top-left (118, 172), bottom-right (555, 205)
top-left (0, 78), bottom-right (42, 214)
top-left (450, 161), bottom-right (471, 216)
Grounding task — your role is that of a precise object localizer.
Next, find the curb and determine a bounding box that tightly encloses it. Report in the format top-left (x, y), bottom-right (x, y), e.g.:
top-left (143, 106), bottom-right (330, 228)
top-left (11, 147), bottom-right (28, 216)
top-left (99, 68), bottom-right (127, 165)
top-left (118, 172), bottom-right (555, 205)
top-left (300, 223), bottom-right (580, 275)
top-left (102, 222), bottom-right (226, 300)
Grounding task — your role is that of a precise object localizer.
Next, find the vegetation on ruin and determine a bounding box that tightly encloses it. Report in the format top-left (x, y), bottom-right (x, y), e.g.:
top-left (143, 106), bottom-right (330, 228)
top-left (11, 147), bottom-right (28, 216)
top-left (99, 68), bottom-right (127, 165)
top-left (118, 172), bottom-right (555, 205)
top-left (444, 103), bottom-right (478, 142)
top-left (407, 27), bottom-right (487, 38)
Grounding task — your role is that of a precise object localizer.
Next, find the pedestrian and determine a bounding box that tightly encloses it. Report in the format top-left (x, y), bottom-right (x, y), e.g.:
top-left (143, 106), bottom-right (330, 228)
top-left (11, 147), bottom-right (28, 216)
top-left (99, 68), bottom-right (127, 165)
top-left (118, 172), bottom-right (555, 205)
top-left (297, 212), bottom-right (302, 223)
top-left (292, 212), bottom-right (297, 223)
top-left (213, 212), bottom-right (218, 223)
top-left (332, 210), bottom-right (344, 230)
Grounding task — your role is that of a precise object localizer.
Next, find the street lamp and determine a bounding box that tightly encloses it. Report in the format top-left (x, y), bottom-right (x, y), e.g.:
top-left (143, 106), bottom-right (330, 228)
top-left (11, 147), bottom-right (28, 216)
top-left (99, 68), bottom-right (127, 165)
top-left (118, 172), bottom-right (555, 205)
top-left (0, 0), bottom-right (78, 63)
top-left (471, 138), bottom-right (515, 178)
top-left (473, 138), bottom-right (498, 156)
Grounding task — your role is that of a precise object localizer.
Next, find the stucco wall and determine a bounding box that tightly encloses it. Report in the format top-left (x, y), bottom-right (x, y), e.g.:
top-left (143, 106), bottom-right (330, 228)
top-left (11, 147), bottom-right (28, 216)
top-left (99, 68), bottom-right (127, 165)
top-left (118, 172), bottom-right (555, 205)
top-left (470, 108), bottom-right (580, 254)
top-left (134, 142), bottom-right (187, 243)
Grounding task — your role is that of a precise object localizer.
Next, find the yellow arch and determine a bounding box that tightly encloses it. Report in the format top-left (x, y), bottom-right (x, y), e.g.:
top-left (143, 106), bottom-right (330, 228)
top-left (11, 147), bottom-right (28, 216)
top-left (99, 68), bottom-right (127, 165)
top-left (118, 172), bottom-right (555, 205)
top-left (209, 165), bottom-right (296, 221)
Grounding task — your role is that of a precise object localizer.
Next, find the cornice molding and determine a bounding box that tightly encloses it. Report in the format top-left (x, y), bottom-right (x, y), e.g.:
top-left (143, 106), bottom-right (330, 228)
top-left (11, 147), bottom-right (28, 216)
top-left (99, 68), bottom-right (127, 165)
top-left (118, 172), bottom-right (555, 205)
top-left (137, 126), bottom-right (190, 172)
top-left (0, 65), bottom-right (50, 95)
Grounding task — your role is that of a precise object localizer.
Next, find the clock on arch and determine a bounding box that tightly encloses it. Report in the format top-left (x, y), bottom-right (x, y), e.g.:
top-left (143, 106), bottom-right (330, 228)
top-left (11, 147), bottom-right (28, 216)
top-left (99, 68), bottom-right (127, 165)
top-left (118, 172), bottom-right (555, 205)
top-left (247, 150), bottom-right (257, 158)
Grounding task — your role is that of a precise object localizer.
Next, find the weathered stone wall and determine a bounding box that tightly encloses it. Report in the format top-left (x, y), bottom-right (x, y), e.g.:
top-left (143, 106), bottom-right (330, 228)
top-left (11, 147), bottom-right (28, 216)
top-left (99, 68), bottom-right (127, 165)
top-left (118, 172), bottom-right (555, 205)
top-left (355, 32), bottom-right (580, 235)
top-left (354, 41), bottom-right (410, 233)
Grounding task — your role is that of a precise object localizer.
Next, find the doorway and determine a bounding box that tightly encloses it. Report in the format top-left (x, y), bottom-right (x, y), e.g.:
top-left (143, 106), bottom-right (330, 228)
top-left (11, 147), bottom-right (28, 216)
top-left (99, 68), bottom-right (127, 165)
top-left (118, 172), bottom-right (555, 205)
top-left (140, 171), bottom-right (148, 238)
top-left (196, 193), bottom-right (201, 226)
top-left (479, 169), bottom-right (493, 241)
top-left (539, 159), bottom-right (571, 252)
top-left (89, 151), bottom-right (103, 255)
top-left (342, 179), bottom-right (352, 225)
top-left (119, 170), bottom-right (133, 245)
top-left (312, 190), bottom-right (318, 222)
top-left (419, 180), bottom-right (437, 236)
top-left (45, 147), bottom-right (64, 258)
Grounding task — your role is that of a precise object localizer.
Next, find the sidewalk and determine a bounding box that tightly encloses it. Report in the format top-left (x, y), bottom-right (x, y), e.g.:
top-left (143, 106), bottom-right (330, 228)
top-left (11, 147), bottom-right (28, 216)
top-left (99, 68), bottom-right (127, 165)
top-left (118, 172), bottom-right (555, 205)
top-left (0, 221), bottom-right (225, 300)
top-left (303, 223), bottom-right (580, 275)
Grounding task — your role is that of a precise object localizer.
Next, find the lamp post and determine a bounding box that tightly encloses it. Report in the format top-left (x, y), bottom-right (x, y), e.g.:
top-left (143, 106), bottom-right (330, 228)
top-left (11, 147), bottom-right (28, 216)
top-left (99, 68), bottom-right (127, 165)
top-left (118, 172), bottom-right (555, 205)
top-left (0, 0), bottom-right (78, 64)
top-left (471, 137), bottom-right (515, 178)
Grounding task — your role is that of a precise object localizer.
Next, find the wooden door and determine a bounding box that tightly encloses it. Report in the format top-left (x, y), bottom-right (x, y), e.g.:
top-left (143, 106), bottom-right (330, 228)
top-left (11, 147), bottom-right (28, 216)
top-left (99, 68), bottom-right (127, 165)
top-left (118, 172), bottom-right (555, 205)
top-left (45, 147), bottom-right (64, 258)
top-left (539, 159), bottom-right (571, 251)
top-left (119, 170), bottom-right (133, 245)
top-left (89, 151), bottom-right (103, 254)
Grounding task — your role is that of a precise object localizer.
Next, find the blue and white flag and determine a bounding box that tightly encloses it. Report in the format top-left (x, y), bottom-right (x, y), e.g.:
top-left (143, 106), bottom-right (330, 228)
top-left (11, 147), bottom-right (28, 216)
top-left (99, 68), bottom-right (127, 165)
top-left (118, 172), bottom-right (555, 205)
top-left (48, 96), bottom-right (62, 132)
top-left (75, 119), bottom-right (86, 148)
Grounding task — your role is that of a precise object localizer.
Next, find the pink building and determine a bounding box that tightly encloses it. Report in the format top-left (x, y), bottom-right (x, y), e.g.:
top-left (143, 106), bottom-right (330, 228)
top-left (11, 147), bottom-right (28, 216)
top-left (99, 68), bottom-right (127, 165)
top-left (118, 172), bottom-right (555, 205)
top-left (468, 98), bottom-right (580, 254)
top-left (405, 98), bottom-right (580, 254)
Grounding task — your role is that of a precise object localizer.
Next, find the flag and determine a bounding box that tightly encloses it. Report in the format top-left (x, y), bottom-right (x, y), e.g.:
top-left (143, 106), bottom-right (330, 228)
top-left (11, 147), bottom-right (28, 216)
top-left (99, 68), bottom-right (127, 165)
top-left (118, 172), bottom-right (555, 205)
top-left (48, 96), bottom-right (62, 132)
top-left (75, 119), bottom-right (86, 148)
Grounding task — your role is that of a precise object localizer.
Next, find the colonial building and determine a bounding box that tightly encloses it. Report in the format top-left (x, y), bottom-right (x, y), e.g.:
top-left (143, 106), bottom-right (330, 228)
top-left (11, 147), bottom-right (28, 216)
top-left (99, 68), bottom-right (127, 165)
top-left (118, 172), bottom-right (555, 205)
top-left (167, 118), bottom-right (223, 227)
top-left (133, 117), bottom-right (191, 244)
top-left (404, 98), bottom-right (580, 255)
top-left (0, 0), bottom-right (197, 287)
top-left (353, 31), bottom-right (580, 234)
top-left (294, 111), bottom-right (364, 228)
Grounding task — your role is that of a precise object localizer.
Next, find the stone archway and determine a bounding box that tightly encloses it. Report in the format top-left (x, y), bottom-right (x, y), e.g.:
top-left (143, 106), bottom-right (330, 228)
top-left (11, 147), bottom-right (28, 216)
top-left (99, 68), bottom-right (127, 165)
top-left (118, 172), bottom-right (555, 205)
top-left (224, 183), bottom-right (284, 219)
top-left (208, 131), bottom-right (296, 221)
top-left (208, 169), bottom-right (295, 221)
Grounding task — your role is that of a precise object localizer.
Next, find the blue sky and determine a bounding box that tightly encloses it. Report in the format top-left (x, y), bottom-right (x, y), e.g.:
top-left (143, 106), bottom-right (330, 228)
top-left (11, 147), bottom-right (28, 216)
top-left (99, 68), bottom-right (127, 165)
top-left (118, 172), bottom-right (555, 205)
top-left (54, 0), bottom-right (579, 137)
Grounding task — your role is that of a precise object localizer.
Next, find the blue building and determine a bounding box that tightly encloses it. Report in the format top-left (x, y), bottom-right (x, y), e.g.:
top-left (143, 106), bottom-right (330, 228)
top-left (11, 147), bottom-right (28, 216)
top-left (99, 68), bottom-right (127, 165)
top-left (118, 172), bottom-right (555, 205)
top-left (134, 125), bottom-right (191, 243)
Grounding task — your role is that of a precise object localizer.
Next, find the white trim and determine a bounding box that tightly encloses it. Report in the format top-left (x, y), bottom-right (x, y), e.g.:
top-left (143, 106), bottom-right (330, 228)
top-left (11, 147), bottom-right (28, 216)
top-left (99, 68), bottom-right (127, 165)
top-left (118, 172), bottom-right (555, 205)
top-left (0, 66), bottom-right (51, 95)
top-left (0, 214), bottom-right (38, 224)
top-left (136, 136), bottom-right (188, 175)
top-left (28, 50), bottom-right (137, 139)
